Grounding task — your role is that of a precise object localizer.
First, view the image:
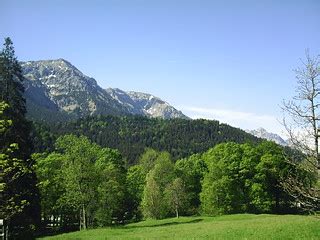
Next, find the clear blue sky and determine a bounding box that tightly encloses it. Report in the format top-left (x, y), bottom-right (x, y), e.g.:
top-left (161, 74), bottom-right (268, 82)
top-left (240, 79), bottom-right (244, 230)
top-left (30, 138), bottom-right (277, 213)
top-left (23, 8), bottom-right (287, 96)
top-left (1, 0), bottom-right (320, 136)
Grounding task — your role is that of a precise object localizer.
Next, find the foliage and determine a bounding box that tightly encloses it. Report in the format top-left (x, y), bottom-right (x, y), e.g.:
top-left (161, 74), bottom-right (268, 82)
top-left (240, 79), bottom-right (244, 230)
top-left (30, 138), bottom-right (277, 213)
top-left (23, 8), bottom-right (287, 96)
top-left (34, 134), bottom-right (127, 230)
top-left (141, 152), bottom-right (175, 219)
top-left (141, 172), bottom-right (163, 219)
top-left (0, 38), bottom-right (40, 239)
top-left (126, 165), bottom-right (145, 221)
top-left (33, 153), bottom-right (65, 223)
top-left (200, 142), bottom-right (295, 215)
top-left (164, 178), bottom-right (188, 218)
top-left (175, 154), bottom-right (208, 215)
top-left (94, 148), bottom-right (127, 226)
top-left (0, 103), bottom-right (31, 219)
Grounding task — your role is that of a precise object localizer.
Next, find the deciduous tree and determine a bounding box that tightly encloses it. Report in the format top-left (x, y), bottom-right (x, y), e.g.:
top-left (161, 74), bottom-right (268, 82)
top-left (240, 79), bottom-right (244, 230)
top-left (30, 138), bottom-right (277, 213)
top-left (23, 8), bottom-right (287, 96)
top-left (164, 178), bottom-right (187, 218)
top-left (281, 51), bottom-right (320, 211)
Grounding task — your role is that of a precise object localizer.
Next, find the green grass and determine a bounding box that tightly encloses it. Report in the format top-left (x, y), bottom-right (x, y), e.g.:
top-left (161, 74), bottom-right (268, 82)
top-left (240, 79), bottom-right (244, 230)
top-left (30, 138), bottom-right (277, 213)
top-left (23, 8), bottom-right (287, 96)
top-left (38, 214), bottom-right (320, 240)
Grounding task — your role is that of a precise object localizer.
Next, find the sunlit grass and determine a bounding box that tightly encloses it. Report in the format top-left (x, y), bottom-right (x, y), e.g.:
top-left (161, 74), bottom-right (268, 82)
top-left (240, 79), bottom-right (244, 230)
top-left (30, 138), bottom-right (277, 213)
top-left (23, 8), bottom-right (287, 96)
top-left (39, 214), bottom-right (320, 240)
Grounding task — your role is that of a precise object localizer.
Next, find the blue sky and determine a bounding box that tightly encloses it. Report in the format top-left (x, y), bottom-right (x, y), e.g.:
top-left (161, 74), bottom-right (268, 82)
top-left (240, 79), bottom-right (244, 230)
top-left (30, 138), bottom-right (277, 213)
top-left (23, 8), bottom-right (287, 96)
top-left (1, 0), bottom-right (320, 136)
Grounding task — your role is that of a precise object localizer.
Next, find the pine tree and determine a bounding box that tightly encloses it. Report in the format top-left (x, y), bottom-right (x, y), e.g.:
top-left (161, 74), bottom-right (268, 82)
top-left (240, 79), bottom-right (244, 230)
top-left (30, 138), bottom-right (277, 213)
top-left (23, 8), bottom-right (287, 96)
top-left (0, 38), bottom-right (40, 239)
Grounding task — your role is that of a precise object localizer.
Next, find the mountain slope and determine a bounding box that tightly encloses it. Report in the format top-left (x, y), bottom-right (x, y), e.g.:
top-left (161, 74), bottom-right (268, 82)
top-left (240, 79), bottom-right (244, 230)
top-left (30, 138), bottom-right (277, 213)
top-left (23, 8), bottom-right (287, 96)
top-left (33, 115), bottom-right (260, 163)
top-left (106, 88), bottom-right (189, 119)
top-left (22, 59), bottom-right (188, 121)
top-left (22, 59), bottom-right (128, 120)
top-left (246, 128), bottom-right (287, 146)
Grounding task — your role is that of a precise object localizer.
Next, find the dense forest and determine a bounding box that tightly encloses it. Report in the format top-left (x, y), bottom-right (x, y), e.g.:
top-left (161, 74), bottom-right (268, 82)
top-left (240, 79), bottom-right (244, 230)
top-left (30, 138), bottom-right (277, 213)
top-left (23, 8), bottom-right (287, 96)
top-left (32, 115), bottom-right (260, 165)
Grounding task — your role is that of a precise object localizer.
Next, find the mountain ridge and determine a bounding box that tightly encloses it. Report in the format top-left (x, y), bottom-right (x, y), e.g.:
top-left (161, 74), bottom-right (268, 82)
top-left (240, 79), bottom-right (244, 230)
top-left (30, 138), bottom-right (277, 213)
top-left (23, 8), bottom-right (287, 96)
top-left (246, 127), bottom-right (287, 146)
top-left (21, 59), bottom-right (189, 121)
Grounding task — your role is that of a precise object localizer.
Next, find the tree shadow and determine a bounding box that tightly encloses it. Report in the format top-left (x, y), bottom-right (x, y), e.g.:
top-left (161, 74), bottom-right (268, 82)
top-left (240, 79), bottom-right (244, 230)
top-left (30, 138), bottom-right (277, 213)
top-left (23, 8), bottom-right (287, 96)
top-left (123, 218), bottom-right (203, 229)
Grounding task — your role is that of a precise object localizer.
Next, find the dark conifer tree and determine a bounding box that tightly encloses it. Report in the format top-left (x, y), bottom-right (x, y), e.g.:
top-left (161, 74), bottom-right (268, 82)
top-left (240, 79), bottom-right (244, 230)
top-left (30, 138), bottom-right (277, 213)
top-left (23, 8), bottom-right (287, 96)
top-left (0, 37), bottom-right (40, 239)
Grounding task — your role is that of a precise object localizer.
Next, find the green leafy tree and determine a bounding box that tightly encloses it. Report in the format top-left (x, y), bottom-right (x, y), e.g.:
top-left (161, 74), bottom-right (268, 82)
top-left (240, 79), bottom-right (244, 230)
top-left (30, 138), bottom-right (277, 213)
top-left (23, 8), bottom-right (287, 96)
top-left (139, 148), bottom-right (160, 174)
top-left (126, 165), bottom-right (145, 221)
top-left (33, 153), bottom-right (66, 228)
top-left (175, 154), bottom-right (207, 214)
top-left (141, 173), bottom-right (162, 219)
top-left (152, 152), bottom-right (175, 190)
top-left (250, 141), bottom-right (292, 213)
top-left (200, 142), bottom-right (296, 215)
top-left (201, 142), bottom-right (245, 215)
top-left (34, 134), bottom-right (128, 230)
top-left (141, 151), bottom-right (175, 219)
top-left (164, 178), bottom-right (188, 218)
top-left (56, 135), bottom-right (100, 230)
top-left (94, 148), bottom-right (127, 226)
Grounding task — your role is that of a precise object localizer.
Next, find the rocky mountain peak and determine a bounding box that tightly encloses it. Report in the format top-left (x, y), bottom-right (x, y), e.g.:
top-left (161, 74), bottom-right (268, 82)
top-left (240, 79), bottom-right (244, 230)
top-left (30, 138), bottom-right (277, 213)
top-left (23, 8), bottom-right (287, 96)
top-left (106, 88), bottom-right (189, 119)
top-left (21, 59), bottom-right (189, 121)
top-left (246, 128), bottom-right (287, 146)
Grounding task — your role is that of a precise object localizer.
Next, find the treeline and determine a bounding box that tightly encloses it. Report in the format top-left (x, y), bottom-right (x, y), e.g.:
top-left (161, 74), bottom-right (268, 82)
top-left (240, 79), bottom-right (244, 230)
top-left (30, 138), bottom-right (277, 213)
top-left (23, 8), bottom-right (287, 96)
top-left (33, 134), bottom-right (310, 233)
top-left (32, 115), bottom-right (261, 164)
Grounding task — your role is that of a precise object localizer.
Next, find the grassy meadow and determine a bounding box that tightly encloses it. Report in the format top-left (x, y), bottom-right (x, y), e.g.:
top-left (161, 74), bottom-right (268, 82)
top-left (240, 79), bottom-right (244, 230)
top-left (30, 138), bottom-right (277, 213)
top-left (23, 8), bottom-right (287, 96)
top-left (39, 214), bottom-right (320, 240)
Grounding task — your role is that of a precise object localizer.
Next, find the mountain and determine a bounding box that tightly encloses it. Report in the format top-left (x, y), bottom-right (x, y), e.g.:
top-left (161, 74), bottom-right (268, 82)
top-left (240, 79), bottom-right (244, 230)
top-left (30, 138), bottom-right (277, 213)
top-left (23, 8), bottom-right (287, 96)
top-left (21, 59), bottom-right (188, 121)
top-left (246, 128), bottom-right (287, 146)
top-left (106, 88), bottom-right (188, 119)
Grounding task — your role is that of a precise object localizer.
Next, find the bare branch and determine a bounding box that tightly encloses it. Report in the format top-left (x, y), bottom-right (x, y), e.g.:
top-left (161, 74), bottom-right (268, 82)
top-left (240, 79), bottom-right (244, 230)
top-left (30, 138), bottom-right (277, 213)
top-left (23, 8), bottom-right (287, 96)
top-left (281, 50), bottom-right (320, 211)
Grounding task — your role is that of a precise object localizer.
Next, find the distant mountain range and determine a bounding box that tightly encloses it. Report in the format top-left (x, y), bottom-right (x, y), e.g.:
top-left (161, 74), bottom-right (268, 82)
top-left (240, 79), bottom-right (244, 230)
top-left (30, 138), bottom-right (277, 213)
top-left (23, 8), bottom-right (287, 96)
top-left (21, 59), bottom-right (188, 122)
top-left (246, 128), bottom-right (287, 146)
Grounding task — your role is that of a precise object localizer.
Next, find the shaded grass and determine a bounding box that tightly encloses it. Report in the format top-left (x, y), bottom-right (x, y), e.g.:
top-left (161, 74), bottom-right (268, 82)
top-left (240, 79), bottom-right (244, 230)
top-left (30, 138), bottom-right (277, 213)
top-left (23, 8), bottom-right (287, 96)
top-left (38, 214), bottom-right (320, 240)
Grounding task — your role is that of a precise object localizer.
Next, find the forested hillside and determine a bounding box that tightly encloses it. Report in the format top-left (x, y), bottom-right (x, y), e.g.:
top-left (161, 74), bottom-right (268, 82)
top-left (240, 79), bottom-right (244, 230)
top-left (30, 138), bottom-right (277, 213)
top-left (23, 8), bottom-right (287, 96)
top-left (32, 115), bottom-right (261, 164)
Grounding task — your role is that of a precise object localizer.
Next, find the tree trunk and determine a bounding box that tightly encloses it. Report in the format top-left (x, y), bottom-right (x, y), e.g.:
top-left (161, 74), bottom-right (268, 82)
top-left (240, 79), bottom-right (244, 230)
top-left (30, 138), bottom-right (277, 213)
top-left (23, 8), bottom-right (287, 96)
top-left (79, 209), bottom-right (82, 231)
top-left (82, 204), bottom-right (86, 230)
top-left (175, 206), bottom-right (179, 218)
top-left (5, 221), bottom-right (8, 240)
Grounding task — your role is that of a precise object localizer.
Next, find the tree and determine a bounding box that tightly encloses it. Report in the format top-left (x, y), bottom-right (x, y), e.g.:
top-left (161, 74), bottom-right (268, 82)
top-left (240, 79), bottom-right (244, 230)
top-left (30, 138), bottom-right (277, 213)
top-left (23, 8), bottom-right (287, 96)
top-left (36, 134), bottom-right (128, 230)
top-left (141, 151), bottom-right (175, 219)
top-left (126, 165), bottom-right (145, 221)
top-left (33, 153), bottom-right (67, 229)
top-left (141, 173), bottom-right (162, 219)
top-left (56, 135), bottom-right (100, 230)
top-left (94, 148), bottom-right (127, 226)
top-left (0, 102), bottom-right (31, 237)
top-left (175, 154), bottom-right (207, 214)
top-left (139, 148), bottom-right (160, 174)
top-left (200, 142), bottom-right (294, 215)
top-left (281, 51), bottom-right (320, 211)
top-left (250, 141), bottom-right (292, 213)
top-left (164, 178), bottom-right (187, 218)
top-left (200, 143), bottom-right (246, 215)
top-left (0, 38), bottom-right (40, 239)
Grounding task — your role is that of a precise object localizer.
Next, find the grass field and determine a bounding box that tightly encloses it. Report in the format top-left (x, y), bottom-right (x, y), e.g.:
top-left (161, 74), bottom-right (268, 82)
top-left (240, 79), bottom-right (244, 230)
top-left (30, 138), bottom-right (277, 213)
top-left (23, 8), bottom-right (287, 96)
top-left (39, 214), bottom-right (320, 240)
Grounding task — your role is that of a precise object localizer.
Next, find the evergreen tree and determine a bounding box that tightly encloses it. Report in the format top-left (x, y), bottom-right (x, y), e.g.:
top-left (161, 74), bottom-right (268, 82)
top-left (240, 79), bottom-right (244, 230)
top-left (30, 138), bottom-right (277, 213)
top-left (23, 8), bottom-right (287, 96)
top-left (0, 38), bottom-right (40, 239)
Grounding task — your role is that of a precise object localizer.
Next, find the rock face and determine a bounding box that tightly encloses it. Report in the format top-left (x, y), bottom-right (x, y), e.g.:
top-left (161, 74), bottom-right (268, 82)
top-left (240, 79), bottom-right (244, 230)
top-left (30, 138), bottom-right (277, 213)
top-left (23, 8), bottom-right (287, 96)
top-left (21, 59), bottom-right (188, 121)
top-left (106, 88), bottom-right (189, 119)
top-left (247, 128), bottom-right (287, 146)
